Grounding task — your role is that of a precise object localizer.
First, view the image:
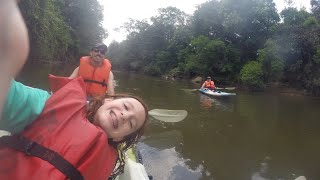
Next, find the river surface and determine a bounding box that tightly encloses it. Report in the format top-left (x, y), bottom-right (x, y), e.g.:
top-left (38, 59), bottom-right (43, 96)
top-left (17, 64), bottom-right (320, 180)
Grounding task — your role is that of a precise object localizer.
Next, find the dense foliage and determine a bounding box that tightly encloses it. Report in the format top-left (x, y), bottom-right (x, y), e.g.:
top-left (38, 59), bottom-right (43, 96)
top-left (19, 0), bottom-right (320, 95)
top-left (18, 0), bottom-right (106, 63)
top-left (108, 0), bottom-right (320, 95)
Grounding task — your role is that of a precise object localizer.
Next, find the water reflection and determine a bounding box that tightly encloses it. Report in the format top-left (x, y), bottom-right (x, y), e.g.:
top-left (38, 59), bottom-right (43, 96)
top-left (17, 65), bottom-right (320, 180)
top-left (199, 94), bottom-right (234, 111)
top-left (250, 156), bottom-right (307, 180)
top-left (140, 129), bottom-right (203, 180)
top-left (251, 156), bottom-right (273, 180)
top-left (16, 62), bottom-right (75, 90)
top-left (143, 130), bottom-right (183, 150)
top-left (199, 94), bottom-right (213, 109)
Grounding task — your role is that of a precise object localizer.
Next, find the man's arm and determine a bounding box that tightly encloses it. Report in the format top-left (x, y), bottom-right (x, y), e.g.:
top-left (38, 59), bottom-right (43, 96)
top-left (201, 82), bottom-right (205, 89)
top-left (69, 66), bottom-right (79, 79)
top-left (0, 1), bottom-right (29, 116)
top-left (107, 71), bottom-right (115, 95)
top-left (212, 81), bottom-right (216, 88)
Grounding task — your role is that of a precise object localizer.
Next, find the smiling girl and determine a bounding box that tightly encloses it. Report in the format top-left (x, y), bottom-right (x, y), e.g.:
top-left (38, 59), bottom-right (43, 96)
top-left (0, 77), bottom-right (149, 180)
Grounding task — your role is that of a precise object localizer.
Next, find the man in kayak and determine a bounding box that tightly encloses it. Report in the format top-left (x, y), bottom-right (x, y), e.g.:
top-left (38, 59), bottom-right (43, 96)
top-left (69, 43), bottom-right (115, 96)
top-left (201, 76), bottom-right (216, 91)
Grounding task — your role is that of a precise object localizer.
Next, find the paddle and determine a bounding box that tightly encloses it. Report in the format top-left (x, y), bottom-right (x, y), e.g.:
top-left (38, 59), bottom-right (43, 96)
top-left (180, 88), bottom-right (198, 92)
top-left (215, 87), bottom-right (236, 90)
top-left (148, 109), bottom-right (188, 122)
top-left (181, 87), bottom-right (236, 92)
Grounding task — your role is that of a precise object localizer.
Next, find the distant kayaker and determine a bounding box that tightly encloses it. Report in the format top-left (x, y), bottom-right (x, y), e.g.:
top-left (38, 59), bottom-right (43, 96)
top-left (201, 76), bottom-right (216, 90)
top-left (0, 2), bottom-right (148, 179)
top-left (69, 43), bottom-right (115, 96)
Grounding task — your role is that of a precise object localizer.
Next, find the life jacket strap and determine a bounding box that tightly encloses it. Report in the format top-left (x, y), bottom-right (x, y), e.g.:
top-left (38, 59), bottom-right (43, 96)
top-left (0, 135), bottom-right (84, 180)
top-left (84, 79), bottom-right (108, 87)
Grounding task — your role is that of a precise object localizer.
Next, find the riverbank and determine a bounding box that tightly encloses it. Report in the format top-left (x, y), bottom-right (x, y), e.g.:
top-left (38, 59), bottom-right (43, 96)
top-left (162, 74), bottom-right (315, 97)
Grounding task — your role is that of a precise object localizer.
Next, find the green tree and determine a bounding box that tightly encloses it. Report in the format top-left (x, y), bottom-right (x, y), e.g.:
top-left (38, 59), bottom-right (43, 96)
top-left (191, 0), bottom-right (224, 38)
top-left (192, 0), bottom-right (279, 62)
top-left (240, 61), bottom-right (264, 89)
top-left (257, 39), bottom-right (284, 82)
top-left (19, 0), bottom-right (73, 63)
top-left (311, 0), bottom-right (320, 19)
top-left (56, 0), bottom-right (107, 55)
top-left (114, 7), bottom-right (190, 74)
top-left (178, 36), bottom-right (231, 77)
top-left (281, 7), bottom-right (311, 25)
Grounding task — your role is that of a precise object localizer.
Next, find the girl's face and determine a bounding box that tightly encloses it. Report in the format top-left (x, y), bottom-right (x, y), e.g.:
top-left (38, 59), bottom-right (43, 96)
top-left (93, 97), bottom-right (146, 142)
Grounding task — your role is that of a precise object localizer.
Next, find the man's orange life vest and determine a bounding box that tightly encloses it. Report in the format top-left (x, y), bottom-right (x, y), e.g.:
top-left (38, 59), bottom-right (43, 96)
top-left (205, 80), bottom-right (215, 88)
top-left (0, 75), bottom-right (117, 180)
top-left (79, 56), bottom-right (112, 96)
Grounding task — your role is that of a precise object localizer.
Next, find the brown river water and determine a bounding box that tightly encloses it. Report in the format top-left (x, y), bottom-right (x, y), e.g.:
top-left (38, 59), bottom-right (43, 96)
top-left (17, 63), bottom-right (320, 180)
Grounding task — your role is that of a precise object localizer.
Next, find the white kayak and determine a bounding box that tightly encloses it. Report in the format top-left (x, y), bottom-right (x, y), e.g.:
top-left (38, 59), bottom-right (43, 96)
top-left (199, 88), bottom-right (236, 97)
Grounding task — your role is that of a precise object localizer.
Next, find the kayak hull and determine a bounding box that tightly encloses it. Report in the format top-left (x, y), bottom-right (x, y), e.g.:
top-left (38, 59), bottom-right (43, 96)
top-left (199, 89), bottom-right (236, 97)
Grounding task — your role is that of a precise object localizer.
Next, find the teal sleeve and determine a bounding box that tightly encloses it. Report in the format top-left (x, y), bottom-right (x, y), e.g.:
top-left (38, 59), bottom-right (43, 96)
top-left (0, 80), bottom-right (50, 134)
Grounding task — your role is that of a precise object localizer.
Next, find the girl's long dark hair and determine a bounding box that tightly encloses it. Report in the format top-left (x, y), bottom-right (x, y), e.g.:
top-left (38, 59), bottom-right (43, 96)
top-left (86, 94), bottom-right (149, 178)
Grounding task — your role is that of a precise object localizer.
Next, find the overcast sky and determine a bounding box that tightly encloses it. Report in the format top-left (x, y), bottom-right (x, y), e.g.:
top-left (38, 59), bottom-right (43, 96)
top-left (99, 0), bottom-right (311, 45)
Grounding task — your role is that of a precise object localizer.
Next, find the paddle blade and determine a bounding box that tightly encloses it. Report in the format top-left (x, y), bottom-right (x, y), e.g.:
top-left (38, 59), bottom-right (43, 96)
top-left (225, 87), bottom-right (236, 90)
top-left (216, 87), bottom-right (236, 90)
top-left (148, 109), bottom-right (188, 122)
top-left (180, 88), bottom-right (198, 92)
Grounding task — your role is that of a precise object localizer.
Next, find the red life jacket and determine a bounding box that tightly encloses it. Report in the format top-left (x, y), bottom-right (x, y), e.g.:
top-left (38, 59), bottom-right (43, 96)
top-left (0, 75), bottom-right (117, 180)
top-left (79, 56), bottom-right (112, 96)
top-left (205, 80), bottom-right (215, 88)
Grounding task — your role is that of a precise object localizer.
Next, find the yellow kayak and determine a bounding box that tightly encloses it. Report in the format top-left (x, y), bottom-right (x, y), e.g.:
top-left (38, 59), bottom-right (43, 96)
top-left (115, 147), bottom-right (150, 180)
